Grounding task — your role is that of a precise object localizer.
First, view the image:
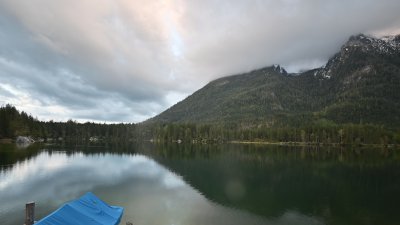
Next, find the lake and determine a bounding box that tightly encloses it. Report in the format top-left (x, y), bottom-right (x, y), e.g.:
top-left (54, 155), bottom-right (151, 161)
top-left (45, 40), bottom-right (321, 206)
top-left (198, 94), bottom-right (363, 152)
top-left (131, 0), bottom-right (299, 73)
top-left (0, 143), bottom-right (399, 225)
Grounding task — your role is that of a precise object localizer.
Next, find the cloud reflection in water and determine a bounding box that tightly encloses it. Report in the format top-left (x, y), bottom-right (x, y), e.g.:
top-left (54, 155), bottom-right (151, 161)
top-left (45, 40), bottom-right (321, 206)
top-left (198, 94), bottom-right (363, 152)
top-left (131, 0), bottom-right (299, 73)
top-left (0, 151), bottom-right (324, 225)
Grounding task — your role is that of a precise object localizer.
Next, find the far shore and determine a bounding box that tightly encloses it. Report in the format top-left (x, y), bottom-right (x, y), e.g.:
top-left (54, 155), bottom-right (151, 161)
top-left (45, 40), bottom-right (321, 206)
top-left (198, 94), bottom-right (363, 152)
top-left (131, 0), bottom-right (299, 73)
top-left (0, 138), bottom-right (13, 144)
top-left (1, 137), bottom-right (397, 149)
top-left (229, 140), bottom-right (398, 148)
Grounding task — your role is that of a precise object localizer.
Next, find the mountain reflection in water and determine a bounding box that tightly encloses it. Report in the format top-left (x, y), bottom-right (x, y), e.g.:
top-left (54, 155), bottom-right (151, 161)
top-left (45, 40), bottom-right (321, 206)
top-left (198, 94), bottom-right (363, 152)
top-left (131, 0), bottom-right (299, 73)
top-left (0, 149), bottom-right (323, 225)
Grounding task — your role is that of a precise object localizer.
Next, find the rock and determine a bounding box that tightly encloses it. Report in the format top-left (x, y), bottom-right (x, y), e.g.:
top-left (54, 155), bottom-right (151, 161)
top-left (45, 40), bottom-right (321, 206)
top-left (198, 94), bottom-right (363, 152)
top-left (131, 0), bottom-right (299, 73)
top-left (16, 136), bottom-right (35, 144)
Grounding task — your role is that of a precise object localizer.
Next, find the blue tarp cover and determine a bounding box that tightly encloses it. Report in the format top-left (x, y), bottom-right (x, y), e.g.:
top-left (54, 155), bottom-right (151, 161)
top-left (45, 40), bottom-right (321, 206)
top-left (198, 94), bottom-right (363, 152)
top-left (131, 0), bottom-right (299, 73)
top-left (35, 192), bottom-right (124, 225)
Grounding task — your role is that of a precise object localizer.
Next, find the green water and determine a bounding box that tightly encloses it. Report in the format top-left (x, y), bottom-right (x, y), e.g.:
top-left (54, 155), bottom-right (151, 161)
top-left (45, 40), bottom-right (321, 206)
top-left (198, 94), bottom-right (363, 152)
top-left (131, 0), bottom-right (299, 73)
top-left (0, 143), bottom-right (399, 225)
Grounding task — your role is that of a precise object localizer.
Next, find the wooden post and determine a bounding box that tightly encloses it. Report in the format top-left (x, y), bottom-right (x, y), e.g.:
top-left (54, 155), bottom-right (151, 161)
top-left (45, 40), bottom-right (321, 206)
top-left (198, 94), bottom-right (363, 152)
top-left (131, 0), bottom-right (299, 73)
top-left (25, 202), bottom-right (35, 225)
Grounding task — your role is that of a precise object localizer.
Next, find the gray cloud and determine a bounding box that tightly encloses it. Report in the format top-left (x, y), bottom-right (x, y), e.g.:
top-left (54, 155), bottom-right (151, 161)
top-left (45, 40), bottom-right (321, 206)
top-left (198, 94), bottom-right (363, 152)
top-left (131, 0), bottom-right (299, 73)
top-left (0, 0), bottom-right (399, 122)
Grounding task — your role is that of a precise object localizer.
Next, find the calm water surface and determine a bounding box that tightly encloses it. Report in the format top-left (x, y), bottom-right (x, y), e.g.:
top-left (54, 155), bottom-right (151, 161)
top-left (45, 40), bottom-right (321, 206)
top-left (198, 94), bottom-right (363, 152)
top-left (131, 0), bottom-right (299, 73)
top-left (0, 143), bottom-right (399, 225)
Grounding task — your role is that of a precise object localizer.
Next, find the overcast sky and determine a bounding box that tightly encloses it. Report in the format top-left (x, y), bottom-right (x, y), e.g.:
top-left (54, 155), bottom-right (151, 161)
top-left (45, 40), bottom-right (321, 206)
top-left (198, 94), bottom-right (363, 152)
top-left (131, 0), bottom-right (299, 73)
top-left (1, 0), bottom-right (400, 123)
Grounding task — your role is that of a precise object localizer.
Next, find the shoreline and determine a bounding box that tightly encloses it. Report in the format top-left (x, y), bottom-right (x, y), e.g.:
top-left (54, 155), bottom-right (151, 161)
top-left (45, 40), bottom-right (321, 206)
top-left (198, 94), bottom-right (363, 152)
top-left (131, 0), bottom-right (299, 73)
top-left (0, 138), bottom-right (13, 144)
top-left (228, 140), bottom-right (398, 148)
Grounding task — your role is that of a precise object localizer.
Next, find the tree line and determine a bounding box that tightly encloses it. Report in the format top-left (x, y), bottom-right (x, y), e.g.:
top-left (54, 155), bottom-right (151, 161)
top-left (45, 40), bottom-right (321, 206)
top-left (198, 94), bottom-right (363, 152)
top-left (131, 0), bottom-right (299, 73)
top-left (1, 104), bottom-right (399, 146)
top-left (0, 104), bottom-right (135, 142)
top-left (139, 122), bottom-right (400, 146)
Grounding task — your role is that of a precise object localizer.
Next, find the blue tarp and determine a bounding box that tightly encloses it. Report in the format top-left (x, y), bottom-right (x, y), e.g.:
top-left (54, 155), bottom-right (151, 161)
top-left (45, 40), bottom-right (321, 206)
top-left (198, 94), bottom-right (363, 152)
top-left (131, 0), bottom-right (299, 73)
top-left (35, 192), bottom-right (124, 225)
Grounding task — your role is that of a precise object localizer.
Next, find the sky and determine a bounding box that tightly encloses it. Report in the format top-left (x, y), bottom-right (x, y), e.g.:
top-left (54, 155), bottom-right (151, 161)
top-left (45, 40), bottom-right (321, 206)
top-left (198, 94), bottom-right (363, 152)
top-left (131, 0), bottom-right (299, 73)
top-left (0, 0), bottom-right (400, 123)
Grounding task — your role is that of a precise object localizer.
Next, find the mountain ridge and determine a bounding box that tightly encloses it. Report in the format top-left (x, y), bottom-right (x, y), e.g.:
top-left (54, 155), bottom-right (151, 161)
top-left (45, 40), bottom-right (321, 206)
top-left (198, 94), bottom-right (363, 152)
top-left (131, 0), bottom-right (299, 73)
top-left (147, 34), bottom-right (400, 128)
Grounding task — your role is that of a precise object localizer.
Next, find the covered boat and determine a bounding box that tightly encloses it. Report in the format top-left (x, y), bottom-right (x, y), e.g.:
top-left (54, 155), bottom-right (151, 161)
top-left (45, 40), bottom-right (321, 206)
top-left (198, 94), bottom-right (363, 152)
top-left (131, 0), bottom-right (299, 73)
top-left (35, 192), bottom-right (124, 225)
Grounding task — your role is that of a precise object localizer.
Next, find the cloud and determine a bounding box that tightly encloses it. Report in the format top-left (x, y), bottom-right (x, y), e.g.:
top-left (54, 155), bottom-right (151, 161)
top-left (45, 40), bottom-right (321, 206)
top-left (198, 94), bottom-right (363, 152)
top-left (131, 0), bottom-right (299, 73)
top-left (0, 0), bottom-right (399, 122)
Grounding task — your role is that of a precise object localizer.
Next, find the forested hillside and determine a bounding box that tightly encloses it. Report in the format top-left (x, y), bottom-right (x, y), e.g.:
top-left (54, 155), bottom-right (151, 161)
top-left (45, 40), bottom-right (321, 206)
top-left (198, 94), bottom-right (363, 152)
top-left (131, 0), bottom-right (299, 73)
top-left (147, 34), bottom-right (400, 128)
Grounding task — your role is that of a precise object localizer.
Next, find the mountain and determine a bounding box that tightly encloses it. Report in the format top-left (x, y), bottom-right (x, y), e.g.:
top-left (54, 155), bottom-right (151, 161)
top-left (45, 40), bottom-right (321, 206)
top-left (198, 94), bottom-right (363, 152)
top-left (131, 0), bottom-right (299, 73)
top-left (148, 34), bottom-right (400, 128)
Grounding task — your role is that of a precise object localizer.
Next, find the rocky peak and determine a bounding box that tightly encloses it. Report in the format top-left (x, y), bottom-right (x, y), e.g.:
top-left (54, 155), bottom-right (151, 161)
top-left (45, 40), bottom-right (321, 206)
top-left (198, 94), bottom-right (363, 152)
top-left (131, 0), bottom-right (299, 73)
top-left (314, 33), bottom-right (400, 80)
top-left (347, 34), bottom-right (374, 44)
top-left (272, 64), bottom-right (287, 75)
top-left (343, 33), bottom-right (400, 54)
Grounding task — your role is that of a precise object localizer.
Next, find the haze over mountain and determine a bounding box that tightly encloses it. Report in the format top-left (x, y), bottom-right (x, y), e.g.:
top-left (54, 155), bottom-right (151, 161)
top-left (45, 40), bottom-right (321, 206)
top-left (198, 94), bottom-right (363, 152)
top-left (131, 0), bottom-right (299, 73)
top-left (147, 34), bottom-right (400, 128)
